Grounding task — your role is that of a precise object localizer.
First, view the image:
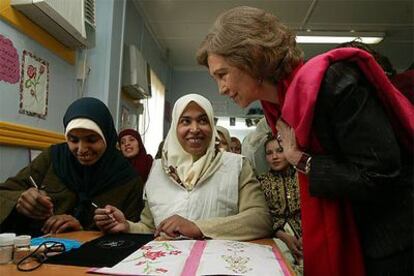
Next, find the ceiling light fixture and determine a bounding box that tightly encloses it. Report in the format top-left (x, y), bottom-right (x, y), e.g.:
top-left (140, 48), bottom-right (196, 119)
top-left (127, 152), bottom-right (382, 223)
top-left (296, 31), bottom-right (385, 44)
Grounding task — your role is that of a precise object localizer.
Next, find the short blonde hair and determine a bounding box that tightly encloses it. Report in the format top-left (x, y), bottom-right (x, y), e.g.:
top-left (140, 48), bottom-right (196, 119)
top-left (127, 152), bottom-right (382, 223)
top-left (197, 6), bottom-right (303, 83)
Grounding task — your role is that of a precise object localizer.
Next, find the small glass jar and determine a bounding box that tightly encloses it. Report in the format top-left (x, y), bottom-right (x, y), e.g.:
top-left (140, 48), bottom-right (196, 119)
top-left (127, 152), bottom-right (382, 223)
top-left (0, 233), bottom-right (16, 264)
top-left (13, 235), bottom-right (31, 264)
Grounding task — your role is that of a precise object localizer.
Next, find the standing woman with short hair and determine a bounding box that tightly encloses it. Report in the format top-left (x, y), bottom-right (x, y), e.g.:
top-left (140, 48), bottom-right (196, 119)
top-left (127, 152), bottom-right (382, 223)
top-left (197, 6), bottom-right (413, 275)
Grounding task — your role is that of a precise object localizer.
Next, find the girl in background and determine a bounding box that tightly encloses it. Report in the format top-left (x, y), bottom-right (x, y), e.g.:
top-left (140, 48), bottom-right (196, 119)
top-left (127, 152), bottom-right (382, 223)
top-left (258, 134), bottom-right (302, 273)
top-left (119, 129), bottom-right (153, 182)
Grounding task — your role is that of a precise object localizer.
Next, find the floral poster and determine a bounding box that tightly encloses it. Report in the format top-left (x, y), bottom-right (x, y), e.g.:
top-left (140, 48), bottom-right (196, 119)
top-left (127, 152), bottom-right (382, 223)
top-left (19, 50), bottom-right (49, 118)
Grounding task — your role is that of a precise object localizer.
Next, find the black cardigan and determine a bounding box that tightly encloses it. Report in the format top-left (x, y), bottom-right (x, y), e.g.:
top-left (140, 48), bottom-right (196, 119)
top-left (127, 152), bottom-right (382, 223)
top-left (308, 62), bottom-right (413, 265)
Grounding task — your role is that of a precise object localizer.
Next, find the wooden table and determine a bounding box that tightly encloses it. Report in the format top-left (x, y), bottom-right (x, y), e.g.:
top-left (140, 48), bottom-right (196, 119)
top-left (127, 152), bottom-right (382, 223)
top-left (0, 231), bottom-right (294, 275)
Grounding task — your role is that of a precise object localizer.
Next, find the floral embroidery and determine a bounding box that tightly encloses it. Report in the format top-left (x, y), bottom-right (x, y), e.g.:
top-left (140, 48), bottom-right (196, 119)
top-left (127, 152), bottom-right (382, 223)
top-left (221, 254), bottom-right (251, 274)
top-left (126, 241), bottom-right (183, 274)
top-left (25, 63), bottom-right (46, 102)
top-left (220, 241), bottom-right (253, 274)
top-left (19, 50), bottom-right (49, 118)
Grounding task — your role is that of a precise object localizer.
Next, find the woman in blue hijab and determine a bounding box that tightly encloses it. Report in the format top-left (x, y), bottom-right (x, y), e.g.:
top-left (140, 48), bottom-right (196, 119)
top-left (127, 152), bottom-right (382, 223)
top-left (0, 97), bottom-right (144, 235)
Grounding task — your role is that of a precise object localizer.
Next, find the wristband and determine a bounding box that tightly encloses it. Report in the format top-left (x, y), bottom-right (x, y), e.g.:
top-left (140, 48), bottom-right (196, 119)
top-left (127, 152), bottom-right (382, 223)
top-left (293, 152), bottom-right (311, 174)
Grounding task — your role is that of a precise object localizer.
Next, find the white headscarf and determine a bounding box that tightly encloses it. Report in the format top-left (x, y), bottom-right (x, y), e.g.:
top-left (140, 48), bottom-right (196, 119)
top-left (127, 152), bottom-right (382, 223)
top-left (162, 94), bottom-right (222, 190)
top-left (65, 118), bottom-right (106, 146)
top-left (241, 117), bottom-right (271, 175)
top-left (216, 125), bottom-right (231, 150)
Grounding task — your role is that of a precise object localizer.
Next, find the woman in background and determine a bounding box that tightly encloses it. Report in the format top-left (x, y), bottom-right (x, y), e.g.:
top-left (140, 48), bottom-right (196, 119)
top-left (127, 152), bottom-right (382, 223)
top-left (229, 136), bottom-right (242, 154)
top-left (216, 125), bottom-right (231, 152)
top-left (94, 94), bottom-right (272, 241)
top-left (258, 134), bottom-right (302, 272)
top-left (119, 129), bottom-right (153, 182)
top-left (0, 97), bottom-right (144, 235)
top-left (241, 117), bottom-right (272, 176)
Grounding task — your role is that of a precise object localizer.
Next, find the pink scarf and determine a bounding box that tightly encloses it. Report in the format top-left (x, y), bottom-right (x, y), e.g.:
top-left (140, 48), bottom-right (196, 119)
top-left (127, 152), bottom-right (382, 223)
top-left (262, 48), bottom-right (414, 275)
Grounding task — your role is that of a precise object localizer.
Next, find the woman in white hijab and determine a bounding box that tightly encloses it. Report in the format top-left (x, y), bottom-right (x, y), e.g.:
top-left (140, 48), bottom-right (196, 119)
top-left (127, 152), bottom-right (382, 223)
top-left (216, 125), bottom-right (231, 152)
top-left (94, 94), bottom-right (272, 240)
top-left (241, 117), bottom-right (272, 175)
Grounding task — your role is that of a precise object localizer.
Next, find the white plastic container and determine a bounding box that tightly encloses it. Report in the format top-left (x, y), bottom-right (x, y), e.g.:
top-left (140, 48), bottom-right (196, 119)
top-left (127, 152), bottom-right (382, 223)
top-left (13, 235), bottom-right (31, 264)
top-left (0, 233), bottom-right (16, 264)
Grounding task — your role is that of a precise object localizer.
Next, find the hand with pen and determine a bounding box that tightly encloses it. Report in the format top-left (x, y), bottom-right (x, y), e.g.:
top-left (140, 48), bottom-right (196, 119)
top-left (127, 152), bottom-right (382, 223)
top-left (15, 176), bottom-right (54, 220)
top-left (94, 205), bottom-right (129, 234)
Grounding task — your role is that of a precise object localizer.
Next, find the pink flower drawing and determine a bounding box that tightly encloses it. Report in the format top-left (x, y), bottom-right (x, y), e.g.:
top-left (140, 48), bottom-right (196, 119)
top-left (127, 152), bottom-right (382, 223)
top-left (24, 63), bottom-right (46, 102)
top-left (144, 250), bottom-right (166, 261)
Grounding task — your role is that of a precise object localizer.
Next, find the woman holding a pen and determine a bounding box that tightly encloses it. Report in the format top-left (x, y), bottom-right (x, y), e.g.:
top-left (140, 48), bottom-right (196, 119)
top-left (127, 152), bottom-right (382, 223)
top-left (94, 94), bottom-right (272, 241)
top-left (0, 97), bottom-right (144, 236)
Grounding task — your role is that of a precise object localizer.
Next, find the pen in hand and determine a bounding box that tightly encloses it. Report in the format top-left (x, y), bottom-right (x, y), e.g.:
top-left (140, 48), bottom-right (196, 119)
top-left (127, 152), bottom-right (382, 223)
top-left (28, 175), bottom-right (54, 215)
top-left (91, 202), bottom-right (116, 222)
top-left (29, 176), bottom-right (46, 190)
top-left (29, 176), bottom-right (39, 189)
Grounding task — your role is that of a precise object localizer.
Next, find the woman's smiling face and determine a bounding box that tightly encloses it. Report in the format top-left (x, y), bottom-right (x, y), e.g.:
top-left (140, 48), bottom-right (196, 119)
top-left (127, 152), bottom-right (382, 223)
top-left (66, 128), bottom-right (107, 165)
top-left (176, 102), bottom-right (212, 159)
top-left (120, 134), bottom-right (140, 158)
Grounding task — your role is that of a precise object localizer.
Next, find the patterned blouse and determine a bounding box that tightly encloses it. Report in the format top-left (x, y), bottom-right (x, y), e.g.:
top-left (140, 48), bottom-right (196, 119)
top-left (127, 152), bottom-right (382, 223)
top-left (258, 167), bottom-right (302, 237)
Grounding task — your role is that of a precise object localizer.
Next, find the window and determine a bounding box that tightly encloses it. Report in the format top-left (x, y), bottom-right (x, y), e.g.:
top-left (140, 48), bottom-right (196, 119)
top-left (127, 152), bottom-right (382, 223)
top-left (138, 70), bottom-right (165, 157)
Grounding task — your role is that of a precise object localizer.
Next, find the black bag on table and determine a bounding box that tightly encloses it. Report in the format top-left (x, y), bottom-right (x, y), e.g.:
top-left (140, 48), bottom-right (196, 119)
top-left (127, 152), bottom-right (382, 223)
top-left (46, 233), bottom-right (154, 267)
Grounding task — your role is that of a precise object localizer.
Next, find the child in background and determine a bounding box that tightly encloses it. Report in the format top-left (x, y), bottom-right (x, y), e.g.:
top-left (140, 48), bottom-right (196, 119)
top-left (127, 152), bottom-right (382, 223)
top-left (258, 134), bottom-right (302, 273)
top-left (119, 129), bottom-right (153, 182)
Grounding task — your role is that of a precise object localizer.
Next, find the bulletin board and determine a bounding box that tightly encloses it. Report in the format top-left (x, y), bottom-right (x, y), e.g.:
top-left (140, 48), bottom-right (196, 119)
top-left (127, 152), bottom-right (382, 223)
top-left (0, 0), bottom-right (75, 64)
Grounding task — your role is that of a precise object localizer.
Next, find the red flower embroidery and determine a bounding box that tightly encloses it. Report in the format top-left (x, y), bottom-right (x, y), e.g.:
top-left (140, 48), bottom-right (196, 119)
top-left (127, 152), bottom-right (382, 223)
top-left (156, 268), bottom-right (168, 273)
top-left (27, 65), bottom-right (36, 79)
top-left (144, 250), bottom-right (166, 260)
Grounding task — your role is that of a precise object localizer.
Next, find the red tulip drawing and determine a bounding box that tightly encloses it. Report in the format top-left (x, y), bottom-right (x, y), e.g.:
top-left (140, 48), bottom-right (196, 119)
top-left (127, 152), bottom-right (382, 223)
top-left (25, 64), bottom-right (45, 102)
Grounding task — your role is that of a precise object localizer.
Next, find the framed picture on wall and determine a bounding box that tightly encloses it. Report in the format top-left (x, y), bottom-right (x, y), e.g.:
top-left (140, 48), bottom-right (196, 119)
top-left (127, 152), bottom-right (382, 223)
top-left (19, 50), bottom-right (49, 118)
